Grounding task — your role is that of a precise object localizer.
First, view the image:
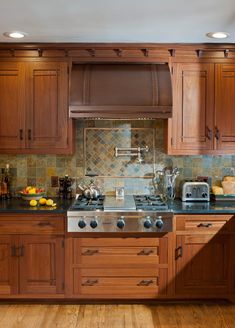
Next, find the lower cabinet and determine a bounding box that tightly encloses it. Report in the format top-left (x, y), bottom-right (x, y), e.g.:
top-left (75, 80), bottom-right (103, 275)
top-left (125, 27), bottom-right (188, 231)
top-left (175, 234), bottom-right (231, 296)
top-left (0, 214), bottom-right (65, 298)
top-left (0, 235), bottom-right (18, 295)
top-left (0, 235), bottom-right (64, 296)
top-left (175, 215), bottom-right (234, 298)
top-left (66, 237), bottom-right (172, 299)
top-left (19, 235), bottom-right (64, 294)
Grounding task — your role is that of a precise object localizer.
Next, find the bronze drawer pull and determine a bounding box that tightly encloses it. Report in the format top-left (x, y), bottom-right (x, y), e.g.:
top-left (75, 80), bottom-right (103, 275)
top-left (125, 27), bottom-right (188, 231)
top-left (206, 126), bottom-right (212, 140)
top-left (137, 280), bottom-right (154, 286)
top-left (215, 127), bottom-right (220, 140)
top-left (82, 249), bottom-right (99, 256)
top-left (28, 129), bottom-right (32, 140)
top-left (197, 223), bottom-right (212, 228)
top-left (38, 222), bottom-right (52, 227)
top-left (19, 129), bottom-right (23, 140)
top-left (137, 249), bottom-right (154, 256)
top-left (175, 246), bottom-right (183, 259)
top-left (82, 279), bottom-right (98, 286)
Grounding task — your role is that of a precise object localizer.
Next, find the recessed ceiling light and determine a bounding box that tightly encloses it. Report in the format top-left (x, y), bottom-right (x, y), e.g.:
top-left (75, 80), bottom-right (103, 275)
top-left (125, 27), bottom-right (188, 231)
top-left (206, 32), bottom-right (230, 39)
top-left (3, 31), bottom-right (28, 39)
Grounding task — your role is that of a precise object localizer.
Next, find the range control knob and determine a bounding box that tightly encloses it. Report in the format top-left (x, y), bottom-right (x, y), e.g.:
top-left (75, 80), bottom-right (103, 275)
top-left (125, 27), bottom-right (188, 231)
top-left (90, 219), bottom-right (98, 229)
top-left (186, 192), bottom-right (192, 198)
top-left (78, 219), bottom-right (86, 229)
top-left (117, 217), bottom-right (125, 229)
top-left (202, 192), bottom-right (208, 198)
top-left (144, 217), bottom-right (152, 229)
top-left (155, 217), bottom-right (164, 229)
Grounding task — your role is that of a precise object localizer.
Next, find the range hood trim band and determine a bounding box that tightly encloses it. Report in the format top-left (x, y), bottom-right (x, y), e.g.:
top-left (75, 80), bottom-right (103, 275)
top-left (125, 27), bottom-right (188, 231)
top-left (69, 105), bottom-right (172, 119)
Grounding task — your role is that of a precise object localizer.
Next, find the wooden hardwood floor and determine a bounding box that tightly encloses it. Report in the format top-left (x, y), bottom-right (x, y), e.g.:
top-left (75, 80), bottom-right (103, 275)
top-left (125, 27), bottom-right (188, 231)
top-left (0, 303), bottom-right (235, 328)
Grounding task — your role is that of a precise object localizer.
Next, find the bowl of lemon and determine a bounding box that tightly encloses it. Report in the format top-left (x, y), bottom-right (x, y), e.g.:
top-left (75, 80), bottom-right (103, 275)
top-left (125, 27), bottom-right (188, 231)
top-left (20, 186), bottom-right (46, 200)
top-left (29, 198), bottom-right (56, 207)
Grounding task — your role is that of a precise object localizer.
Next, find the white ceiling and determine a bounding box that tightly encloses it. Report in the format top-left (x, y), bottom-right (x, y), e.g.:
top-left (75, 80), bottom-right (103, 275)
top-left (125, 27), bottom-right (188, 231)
top-left (0, 0), bottom-right (235, 43)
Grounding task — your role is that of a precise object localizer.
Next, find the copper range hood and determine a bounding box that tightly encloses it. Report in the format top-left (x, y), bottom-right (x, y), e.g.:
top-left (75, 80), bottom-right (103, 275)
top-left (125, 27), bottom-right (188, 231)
top-left (69, 63), bottom-right (172, 119)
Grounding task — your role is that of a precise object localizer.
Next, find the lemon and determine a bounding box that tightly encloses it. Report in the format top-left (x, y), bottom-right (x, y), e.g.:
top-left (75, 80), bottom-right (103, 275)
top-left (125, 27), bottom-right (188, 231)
top-left (46, 199), bottom-right (54, 206)
top-left (39, 198), bottom-right (47, 205)
top-left (28, 188), bottom-right (36, 194)
top-left (29, 199), bottom-right (37, 207)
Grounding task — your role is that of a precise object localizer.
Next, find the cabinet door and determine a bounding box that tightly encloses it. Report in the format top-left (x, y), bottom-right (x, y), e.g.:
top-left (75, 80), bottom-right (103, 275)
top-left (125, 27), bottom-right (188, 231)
top-left (170, 63), bottom-right (214, 153)
top-left (175, 234), bottom-right (230, 296)
top-left (0, 62), bottom-right (25, 150)
top-left (215, 64), bottom-right (235, 151)
top-left (26, 61), bottom-right (72, 153)
top-left (19, 236), bottom-right (64, 295)
top-left (0, 236), bottom-right (18, 295)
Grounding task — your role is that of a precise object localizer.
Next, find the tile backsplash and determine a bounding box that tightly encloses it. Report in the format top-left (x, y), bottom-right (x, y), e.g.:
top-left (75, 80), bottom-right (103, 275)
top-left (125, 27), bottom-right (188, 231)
top-left (0, 120), bottom-right (235, 197)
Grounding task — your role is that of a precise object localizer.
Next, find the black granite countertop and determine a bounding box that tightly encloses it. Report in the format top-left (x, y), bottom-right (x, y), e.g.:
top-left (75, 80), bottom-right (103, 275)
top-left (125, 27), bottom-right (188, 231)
top-left (1, 197), bottom-right (235, 215)
top-left (169, 199), bottom-right (235, 214)
top-left (0, 197), bottom-right (74, 214)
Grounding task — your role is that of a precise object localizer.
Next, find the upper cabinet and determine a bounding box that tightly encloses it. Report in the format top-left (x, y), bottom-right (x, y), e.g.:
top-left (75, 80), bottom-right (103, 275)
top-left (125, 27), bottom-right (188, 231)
top-left (0, 62), bottom-right (25, 150)
top-left (167, 61), bottom-right (235, 155)
top-left (215, 64), bottom-right (235, 151)
top-left (0, 60), bottom-right (74, 154)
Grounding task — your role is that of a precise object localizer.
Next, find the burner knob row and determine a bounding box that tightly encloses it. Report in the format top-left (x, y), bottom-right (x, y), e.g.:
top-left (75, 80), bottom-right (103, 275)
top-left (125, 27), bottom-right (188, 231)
top-left (143, 216), bottom-right (164, 229)
top-left (78, 219), bottom-right (98, 229)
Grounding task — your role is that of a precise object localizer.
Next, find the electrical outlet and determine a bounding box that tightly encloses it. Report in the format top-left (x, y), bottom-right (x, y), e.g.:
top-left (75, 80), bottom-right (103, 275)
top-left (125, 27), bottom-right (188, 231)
top-left (51, 176), bottom-right (59, 187)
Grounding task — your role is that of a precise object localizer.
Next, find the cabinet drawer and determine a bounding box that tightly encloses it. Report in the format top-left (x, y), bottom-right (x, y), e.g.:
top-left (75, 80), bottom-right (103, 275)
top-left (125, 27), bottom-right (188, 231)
top-left (79, 267), bottom-right (158, 277)
top-left (79, 246), bottom-right (159, 267)
top-left (185, 220), bottom-right (228, 232)
top-left (79, 276), bottom-right (158, 297)
top-left (0, 217), bottom-right (64, 234)
top-left (176, 215), bottom-right (232, 232)
top-left (80, 238), bottom-right (159, 247)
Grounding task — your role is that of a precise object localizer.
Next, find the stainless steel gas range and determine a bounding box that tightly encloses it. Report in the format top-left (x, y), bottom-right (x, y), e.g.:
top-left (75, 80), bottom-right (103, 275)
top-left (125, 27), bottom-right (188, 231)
top-left (67, 195), bottom-right (173, 233)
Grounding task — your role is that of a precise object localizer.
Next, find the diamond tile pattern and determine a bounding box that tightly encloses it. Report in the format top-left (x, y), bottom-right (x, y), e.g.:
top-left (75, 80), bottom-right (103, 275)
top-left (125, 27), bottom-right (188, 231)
top-left (85, 128), bottom-right (154, 177)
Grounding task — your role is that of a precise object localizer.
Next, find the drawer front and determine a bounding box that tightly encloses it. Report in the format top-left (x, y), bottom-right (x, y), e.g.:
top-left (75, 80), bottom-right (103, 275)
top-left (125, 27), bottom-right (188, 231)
top-left (80, 238), bottom-right (159, 247)
top-left (79, 276), bottom-right (158, 297)
top-left (176, 215), bottom-right (233, 232)
top-left (79, 246), bottom-right (159, 267)
top-left (0, 218), bottom-right (64, 234)
top-left (185, 220), bottom-right (228, 232)
top-left (79, 267), bottom-right (158, 277)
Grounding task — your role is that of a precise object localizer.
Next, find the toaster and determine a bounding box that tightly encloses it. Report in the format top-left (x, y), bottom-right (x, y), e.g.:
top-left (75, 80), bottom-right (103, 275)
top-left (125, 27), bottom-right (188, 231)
top-left (181, 181), bottom-right (210, 202)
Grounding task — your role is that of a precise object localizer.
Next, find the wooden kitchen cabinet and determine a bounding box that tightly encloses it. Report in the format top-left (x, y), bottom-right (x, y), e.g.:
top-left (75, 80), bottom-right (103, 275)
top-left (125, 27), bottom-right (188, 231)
top-left (0, 214), bottom-right (65, 298)
top-left (175, 215), bottom-right (233, 297)
top-left (167, 62), bottom-right (214, 154)
top-left (0, 60), bottom-right (74, 154)
top-left (0, 235), bottom-right (18, 295)
top-left (66, 237), bottom-right (172, 299)
top-left (215, 63), bottom-right (235, 151)
top-left (0, 62), bottom-right (25, 150)
top-left (19, 235), bottom-right (64, 294)
top-left (167, 62), bottom-right (235, 154)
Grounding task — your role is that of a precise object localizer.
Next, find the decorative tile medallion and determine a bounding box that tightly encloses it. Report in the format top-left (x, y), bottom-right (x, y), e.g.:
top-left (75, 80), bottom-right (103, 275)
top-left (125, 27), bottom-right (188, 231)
top-left (84, 128), bottom-right (155, 177)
